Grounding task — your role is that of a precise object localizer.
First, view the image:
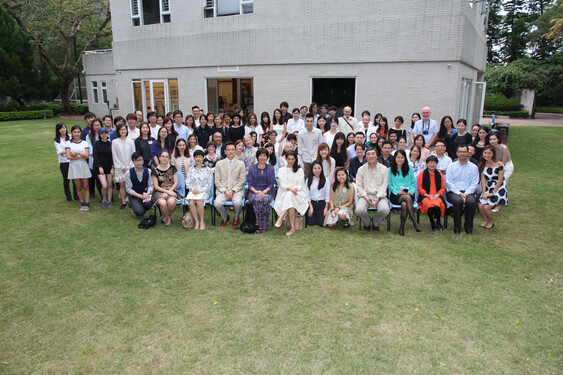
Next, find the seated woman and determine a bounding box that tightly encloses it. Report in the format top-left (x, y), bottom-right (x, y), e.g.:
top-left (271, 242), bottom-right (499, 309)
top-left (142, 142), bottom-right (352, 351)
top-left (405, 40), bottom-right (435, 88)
top-left (388, 149), bottom-right (422, 235)
top-left (324, 167), bottom-right (355, 228)
top-left (247, 148), bottom-right (276, 233)
top-left (348, 143), bottom-right (366, 182)
top-left (185, 150), bottom-right (213, 230)
top-left (171, 138), bottom-right (194, 178)
top-left (306, 161), bottom-right (330, 227)
top-left (487, 132), bottom-right (513, 213)
top-left (413, 134), bottom-right (430, 162)
top-left (274, 150), bottom-right (308, 236)
top-left (151, 126), bottom-right (171, 167)
top-left (417, 155), bottom-right (446, 231)
top-left (316, 142), bottom-right (335, 182)
top-left (151, 150), bottom-right (180, 226)
top-left (235, 139), bottom-right (252, 171)
top-left (187, 134), bottom-right (204, 157)
top-left (478, 145), bottom-right (507, 229)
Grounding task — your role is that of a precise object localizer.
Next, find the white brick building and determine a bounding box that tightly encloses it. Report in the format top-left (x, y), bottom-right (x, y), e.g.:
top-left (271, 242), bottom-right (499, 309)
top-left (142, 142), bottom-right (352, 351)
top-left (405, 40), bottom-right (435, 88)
top-left (84, 0), bottom-right (489, 124)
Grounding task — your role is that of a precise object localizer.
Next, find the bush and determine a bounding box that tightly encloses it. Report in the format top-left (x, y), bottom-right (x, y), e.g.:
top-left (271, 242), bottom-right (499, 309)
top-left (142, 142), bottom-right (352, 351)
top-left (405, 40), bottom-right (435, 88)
top-left (0, 110), bottom-right (54, 121)
top-left (484, 93), bottom-right (523, 111)
top-left (535, 106), bottom-right (563, 114)
top-left (483, 110), bottom-right (530, 118)
top-left (69, 103), bottom-right (89, 115)
top-left (0, 101), bottom-right (88, 115)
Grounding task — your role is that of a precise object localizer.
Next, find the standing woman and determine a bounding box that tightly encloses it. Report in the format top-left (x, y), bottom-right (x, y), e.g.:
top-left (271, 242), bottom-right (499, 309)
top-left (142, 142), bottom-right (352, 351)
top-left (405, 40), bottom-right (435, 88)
top-left (389, 116), bottom-right (407, 141)
top-left (112, 123), bottom-right (135, 209)
top-left (450, 119), bottom-right (473, 157)
top-left (243, 135), bottom-right (257, 164)
top-left (478, 145), bottom-right (507, 228)
top-left (487, 133), bottom-right (514, 183)
top-left (377, 116), bottom-right (389, 138)
top-left (323, 116), bottom-right (339, 148)
top-left (151, 150), bottom-right (179, 226)
top-left (417, 155), bottom-right (446, 231)
top-left (93, 127), bottom-right (114, 208)
top-left (270, 108), bottom-right (287, 143)
top-left (185, 149), bottom-right (213, 230)
top-left (306, 161), bottom-right (330, 227)
top-left (472, 126), bottom-right (490, 161)
top-left (66, 125), bottom-right (92, 211)
top-left (330, 132), bottom-right (350, 169)
top-left (388, 149), bottom-right (422, 235)
top-left (228, 113), bottom-right (245, 143)
top-left (274, 150), bottom-right (308, 236)
top-left (135, 123), bottom-right (155, 168)
top-left (171, 138), bottom-right (194, 177)
top-left (470, 124), bottom-right (481, 143)
top-left (54, 123), bottom-right (77, 201)
top-left (247, 148), bottom-right (276, 233)
top-left (87, 118), bottom-right (103, 198)
top-left (316, 142), bottom-right (335, 182)
top-left (162, 117), bottom-right (178, 151)
top-left (438, 115), bottom-right (457, 156)
top-left (260, 111), bottom-right (271, 145)
top-left (409, 112), bottom-right (421, 145)
top-left (184, 115), bottom-right (196, 137)
top-left (324, 167), bottom-right (355, 228)
top-left (414, 134), bottom-right (431, 162)
top-left (203, 141), bottom-right (221, 170)
top-left (151, 126), bottom-right (171, 167)
top-left (187, 134), bottom-right (204, 156)
top-left (212, 113), bottom-right (227, 139)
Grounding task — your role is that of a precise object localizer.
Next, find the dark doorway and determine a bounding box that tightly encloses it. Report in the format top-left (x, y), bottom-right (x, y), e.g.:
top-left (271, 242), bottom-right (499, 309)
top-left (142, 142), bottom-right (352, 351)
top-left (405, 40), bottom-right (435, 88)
top-left (312, 78), bottom-right (356, 117)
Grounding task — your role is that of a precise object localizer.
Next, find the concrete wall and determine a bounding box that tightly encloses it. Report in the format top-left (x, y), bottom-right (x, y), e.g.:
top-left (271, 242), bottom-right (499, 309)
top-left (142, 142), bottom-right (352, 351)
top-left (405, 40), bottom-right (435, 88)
top-left (83, 51), bottom-right (118, 117)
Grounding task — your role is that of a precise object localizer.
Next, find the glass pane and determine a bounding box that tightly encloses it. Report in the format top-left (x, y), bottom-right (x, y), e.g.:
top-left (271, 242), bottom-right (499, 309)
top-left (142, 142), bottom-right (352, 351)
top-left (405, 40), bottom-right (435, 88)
top-left (144, 80), bottom-right (151, 112)
top-left (133, 81), bottom-right (143, 112)
top-left (143, 0), bottom-right (160, 25)
top-left (207, 79), bottom-right (218, 114)
top-left (217, 0), bottom-right (240, 16)
top-left (102, 88), bottom-right (108, 104)
top-left (242, 3), bottom-right (253, 14)
top-left (152, 82), bottom-right (166, 115)
top-left (240, 78), bottom-right (253, 113)
top-left (92, 87), bottom-right (99, 104)
top-left (169, 79), bottom-right (179, 112)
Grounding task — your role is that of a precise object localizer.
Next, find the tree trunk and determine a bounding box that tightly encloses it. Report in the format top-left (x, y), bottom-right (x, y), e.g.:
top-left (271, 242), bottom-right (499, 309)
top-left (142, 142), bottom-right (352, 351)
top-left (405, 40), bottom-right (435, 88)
top-left (60, 78), bottom-right (73, 114)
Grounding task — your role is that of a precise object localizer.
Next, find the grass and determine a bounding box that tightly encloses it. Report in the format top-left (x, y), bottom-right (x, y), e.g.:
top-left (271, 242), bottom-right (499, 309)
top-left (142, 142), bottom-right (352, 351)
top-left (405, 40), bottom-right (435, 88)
top-left (0, 119), bottom-right (562, 374)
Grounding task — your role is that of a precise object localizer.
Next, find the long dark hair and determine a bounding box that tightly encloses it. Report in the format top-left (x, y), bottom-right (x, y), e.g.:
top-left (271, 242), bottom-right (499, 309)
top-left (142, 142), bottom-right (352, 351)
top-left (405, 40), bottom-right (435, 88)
top-left (54, 122), bottom-right (69, 143)
top-left (89, 118), bottom-right (102, 144)
top-left (411, 112), bottom-right (421, 129)
top-left (307, 160), bottom-right (326, 190)
top-left (438, 115), bottom-right (454, 138)
top-left (285, 150), bottom-right (300, 173)
top-left (272, 108), bottom-right (285, 125)
top-left (332, 167), bottom-right (350, 191)
top-left (156, 126), bottom-right (168, 149)
top-left (174, 138), bottom-right (189, 158)
top-left (390, 149), bottom-right (410, 177)
top-left (260, 111), bottom-right (271, 127)
top-left (264, 142), bottom-right (277, 166)
top-left (478, 145), bottom-right (497, 172)
top-left (330, 132), bottom-right (346, 158)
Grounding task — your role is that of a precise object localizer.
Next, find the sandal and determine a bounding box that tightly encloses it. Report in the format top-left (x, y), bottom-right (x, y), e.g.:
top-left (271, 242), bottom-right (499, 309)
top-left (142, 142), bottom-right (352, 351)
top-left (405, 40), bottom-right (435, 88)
top-left (343, 223), bottom-right (350, 228)
top-left (120, 203), bottom-right (127, 209)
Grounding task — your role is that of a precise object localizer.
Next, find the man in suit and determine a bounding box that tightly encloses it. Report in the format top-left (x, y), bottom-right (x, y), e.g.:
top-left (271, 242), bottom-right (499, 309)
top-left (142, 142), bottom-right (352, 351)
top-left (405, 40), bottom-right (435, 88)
top-left (338, 106), bottom-right (357, 135)
top-left (214, 142), bottom-right (247, 227)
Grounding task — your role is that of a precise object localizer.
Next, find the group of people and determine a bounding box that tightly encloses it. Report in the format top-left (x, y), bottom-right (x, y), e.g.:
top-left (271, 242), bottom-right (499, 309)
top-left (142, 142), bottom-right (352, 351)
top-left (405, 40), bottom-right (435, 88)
top-left (54, 103), bottom-right (513, 235)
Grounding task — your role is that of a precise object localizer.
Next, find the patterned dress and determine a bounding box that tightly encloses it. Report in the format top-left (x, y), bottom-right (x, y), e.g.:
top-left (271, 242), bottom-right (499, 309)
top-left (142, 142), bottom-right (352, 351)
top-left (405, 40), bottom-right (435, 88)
top-left (185, 165), bottom-right (213, 202)
top-left (480, 164), bottom-right (508, 206)
top-left (151, 165), bottom-right (181, 205)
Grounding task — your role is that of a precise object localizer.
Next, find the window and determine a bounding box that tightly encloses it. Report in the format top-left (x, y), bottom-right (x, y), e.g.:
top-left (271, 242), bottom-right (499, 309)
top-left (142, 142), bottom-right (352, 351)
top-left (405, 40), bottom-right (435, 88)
top-left (131, 0), bottom-right (171, 26)
top-left (132, 79), bottom-right (179, 115)
top-left (204, 0), bottom-right (253, 18)
top-left (206, 78), bottom-right (253, 114)
top-left (91, 81), bottom-right (99, 104)
top-left (101, 81), bottom-right (108, 104)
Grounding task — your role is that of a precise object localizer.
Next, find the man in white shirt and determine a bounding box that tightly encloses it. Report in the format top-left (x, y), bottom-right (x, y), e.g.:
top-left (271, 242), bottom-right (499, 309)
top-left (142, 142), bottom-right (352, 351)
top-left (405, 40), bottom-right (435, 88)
top-left (192, 106), bottom-right (200, 127)
top-left (412, 106), bottom-right (439, 148)
top-left (173, 110), bottom-right (189, 141)
top-left (338, 106), bottom-right (358, 135)
top-left (147, 111), bottom-right (160, 140)
top-left (126, 113), bottom-right (140, 140)
top-left (434, 139), bottom-right (452, 175)
top-left (298, 113), bottom-right (323, 176)
top-left (135, 109), bottom-right (143, 126)
top-left (287, 108), bottom-right (305, 134)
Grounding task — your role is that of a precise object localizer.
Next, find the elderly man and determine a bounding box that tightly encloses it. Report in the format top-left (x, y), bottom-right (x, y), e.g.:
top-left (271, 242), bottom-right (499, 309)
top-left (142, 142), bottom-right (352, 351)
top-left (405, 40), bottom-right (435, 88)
top-left (412, 106), bottom-right (439, 148)
top-left (338, 106), bottom-right (358, 135)
top-left (298, 113), bottom-right (323, 176)
top-left (214, 142), bottom-right (247, 228)
top-left (355, 147), bottom-right (390, 231)
top-left (446, 144), bottom-right (480, 234)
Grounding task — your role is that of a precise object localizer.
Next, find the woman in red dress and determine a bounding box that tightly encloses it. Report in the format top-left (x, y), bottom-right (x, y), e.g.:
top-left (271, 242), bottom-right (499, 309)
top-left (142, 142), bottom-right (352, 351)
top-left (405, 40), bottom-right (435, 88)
top-left (417, 155), bottom-right (446, 231)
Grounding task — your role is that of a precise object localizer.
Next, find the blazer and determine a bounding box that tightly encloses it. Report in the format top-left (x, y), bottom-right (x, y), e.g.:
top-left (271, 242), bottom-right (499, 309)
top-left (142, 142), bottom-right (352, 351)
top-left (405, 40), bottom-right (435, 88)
top-left (214, 158), bottom-right (247, 195)
top-left (338, 116), bottom-right (358, 135)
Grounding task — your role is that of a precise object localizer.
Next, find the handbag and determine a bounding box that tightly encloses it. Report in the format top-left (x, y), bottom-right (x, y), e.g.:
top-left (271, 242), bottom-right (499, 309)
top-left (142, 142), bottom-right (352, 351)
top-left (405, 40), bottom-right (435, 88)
top-left (182, 212), bottom-right (195, 229)
top-left (138, 214), bottom-right (157, 230)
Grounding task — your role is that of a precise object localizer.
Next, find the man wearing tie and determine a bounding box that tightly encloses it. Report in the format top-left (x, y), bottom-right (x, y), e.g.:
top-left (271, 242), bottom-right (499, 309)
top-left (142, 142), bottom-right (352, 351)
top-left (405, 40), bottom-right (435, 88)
top-left (214, 142), bottom-right (247, 227)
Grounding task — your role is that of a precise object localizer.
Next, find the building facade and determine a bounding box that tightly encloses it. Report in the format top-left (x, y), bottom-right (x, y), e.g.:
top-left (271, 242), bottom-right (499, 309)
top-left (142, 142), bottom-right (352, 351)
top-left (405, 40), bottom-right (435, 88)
top-left (84, 0), bottom-right (489, 125)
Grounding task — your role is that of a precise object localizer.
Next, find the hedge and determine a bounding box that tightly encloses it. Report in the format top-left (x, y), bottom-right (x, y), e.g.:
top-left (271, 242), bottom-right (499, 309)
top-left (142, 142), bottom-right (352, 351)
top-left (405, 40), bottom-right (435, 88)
top-left (536, 106), bottom-right (563, 114)
top-left (483, 110), bottom-right (529, 118)
top-left (0, 110), bottom-right (54, 121)
top-left (484, 93), bottom-right (523, 111)
top-left (0, 102), bottom-right (89, 115)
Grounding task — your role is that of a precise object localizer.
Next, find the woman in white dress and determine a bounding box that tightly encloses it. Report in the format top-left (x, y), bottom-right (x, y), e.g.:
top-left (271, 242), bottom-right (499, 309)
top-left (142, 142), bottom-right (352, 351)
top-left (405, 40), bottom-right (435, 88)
top-left (112, 123), bottom-right (135, 209)
top-left (274, 150), bottom-right (308, 236)
top-left (185, 150), bottom-right (212, 230)
top-left (66, 125), bottom-right (92, 211)
top-left (270, 108), bottom-right (286, 143)
top-left (323, 116), bottom-right (339, 149)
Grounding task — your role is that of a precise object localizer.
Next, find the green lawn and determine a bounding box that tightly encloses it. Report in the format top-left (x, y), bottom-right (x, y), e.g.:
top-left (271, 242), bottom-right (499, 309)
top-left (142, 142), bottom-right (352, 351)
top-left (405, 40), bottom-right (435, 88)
top-left (0, 119), bottom-right (561, 374)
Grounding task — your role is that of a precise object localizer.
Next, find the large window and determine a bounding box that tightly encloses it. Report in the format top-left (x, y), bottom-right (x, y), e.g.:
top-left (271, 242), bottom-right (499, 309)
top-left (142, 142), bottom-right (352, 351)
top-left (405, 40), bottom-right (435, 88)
top-left (91, 81), bottom-right (99, 104)
top-left (131, 0), bottom-right (170, 26)
top-left (100, 81), bottom-right (108, 104)
top-left (206, 78), bottom-right (253, 115)
top-left (132, 78), bottom-right (178, 115)
top-left (311, 78), bottom-right (356, 117)
top-left (204, 0), bottom-right (253, 18)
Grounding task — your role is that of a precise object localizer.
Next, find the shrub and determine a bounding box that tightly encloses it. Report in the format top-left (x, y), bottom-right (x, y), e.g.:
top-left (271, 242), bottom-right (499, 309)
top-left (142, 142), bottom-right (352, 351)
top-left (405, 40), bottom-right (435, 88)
top-left (69, 103), bottom-right (89, 115)
top-left (0, 110), bottom-right (54, 121)
top-left (483, 110), bottom-right (530, 118)
top-left (535, 106), bottom-right (563, 114)
top-left (0, 101), bottom-right (88, 115)
top-left (484, 93), bottom-right (523, 111)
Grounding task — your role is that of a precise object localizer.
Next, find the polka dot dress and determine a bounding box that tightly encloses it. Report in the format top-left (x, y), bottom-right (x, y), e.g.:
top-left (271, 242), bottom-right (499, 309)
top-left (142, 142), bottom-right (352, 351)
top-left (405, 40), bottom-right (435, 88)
top-left (480, 165), bottom-right (508, 206)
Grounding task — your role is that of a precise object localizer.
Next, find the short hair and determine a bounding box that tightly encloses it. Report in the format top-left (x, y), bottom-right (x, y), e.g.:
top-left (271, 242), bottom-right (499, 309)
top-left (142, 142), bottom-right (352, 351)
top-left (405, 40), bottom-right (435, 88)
top-left (394, 115), bottom-right (404, 124)
top-left (84, 112), bottom-right (96, 120)
top-left (206, 141), bottom-right (216, 149)
top-left (305, 113), bottom-right (314, 119)
top-left (102, 114), bottom-right (113, 122)
top-left (232, 113), bottom-right (241, 120)
top-left (355, 143), bottom-right (366, 151)
top-left (456, 118), bottom-right (467, 126)
top-left (116, 123), bottom-right (128, 136)
top-left (292, 108), bottom-right (300, 114)
top-left (321, 104), bottom-right (328, 110)
top-left (173, 110), bottom-right (183, 117)
top-left (328, 106), bottom-right (337, 111)
top-left (199, 114), bottom-right (208, 123)
top-left (192, 105), bottom-right (199, 110)
top-left (224, 141), bottom-right (235, 150)
top-left (355, 131), bottom-right (365, 137)
top-left (147, 111), bottom-right (157, 119)
top-left (300, 106), bottom-right (308, 111)
top-left (365, 146), bottom-right (378, 156)
top-left (434, 138), bottom-right (446, 147)
top-left (255, 148), bottom-right (269, 160)
top-left (280, 101), bottom-right (289, 108)
top-left (114, 116), bottom-right (125, 126)
top-left (287, 133), bottom-right (297, 142)
top-left (382, 140), bottom-right (393, 148)
top-left (361, 110), bottom-right (371, 118)
top-left (426, 155), bottom-right (438, 164)
top-left (126, 113), bottom-right (137, 121)
top-left (456, 144), bottom-right (469, 152)
top-left (131, 151), bottom-right (143, 161)
top-left (193, 149), bottom-right (205, 158)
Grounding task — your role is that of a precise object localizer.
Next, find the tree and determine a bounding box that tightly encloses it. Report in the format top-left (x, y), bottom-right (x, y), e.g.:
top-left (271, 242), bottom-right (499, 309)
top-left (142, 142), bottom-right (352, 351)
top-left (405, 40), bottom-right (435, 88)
top-left (487, 0), bottom-right (504, 65)
top-left (543, 2), bottom-right (563, 42)
top-left (1, 0), bottom-right (112, 112)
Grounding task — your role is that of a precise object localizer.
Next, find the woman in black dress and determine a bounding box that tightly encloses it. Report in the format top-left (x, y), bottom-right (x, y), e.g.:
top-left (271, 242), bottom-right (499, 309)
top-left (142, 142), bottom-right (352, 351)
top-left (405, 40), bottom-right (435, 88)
top-left (93, 127), bottom-right (114, 208)
top-left (330, 132), bottom-right (349, 169)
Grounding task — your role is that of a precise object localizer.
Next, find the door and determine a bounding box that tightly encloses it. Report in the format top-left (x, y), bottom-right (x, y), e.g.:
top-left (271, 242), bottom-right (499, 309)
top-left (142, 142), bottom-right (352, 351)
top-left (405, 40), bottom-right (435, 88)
top-left (144, 80), bottom-right (168, 115)
top-left (312, 78), bottom-right (356, 117)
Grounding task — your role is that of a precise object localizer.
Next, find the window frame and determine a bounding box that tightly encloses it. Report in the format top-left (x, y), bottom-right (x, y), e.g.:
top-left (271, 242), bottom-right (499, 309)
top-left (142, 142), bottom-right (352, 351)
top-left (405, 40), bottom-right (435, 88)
top-left (91, 81), bottom-right (99, 104)
top-left (131, 0), bottom-right (171, 26)
top-left (204, 0), bottom-right (253, 18)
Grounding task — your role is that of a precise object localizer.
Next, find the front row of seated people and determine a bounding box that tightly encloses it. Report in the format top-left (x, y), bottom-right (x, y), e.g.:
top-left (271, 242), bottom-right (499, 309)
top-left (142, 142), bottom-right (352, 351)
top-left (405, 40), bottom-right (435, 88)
top-left (59, 124), bottom-right (508, 235)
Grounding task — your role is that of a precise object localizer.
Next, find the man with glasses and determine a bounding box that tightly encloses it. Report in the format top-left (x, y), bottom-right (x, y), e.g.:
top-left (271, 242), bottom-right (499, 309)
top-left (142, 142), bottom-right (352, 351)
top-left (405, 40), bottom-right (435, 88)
top-left (412, 106), bottom-right (439, 149)
top-left (434, 139), bottom-right (452, 176)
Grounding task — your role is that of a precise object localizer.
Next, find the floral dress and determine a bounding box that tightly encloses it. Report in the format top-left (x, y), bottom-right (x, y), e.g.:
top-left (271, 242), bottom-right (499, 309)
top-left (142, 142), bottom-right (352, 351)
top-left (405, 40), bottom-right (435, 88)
top-left (185, 165), bottom-right (213, 202)
top-left (480, 164), bottom-right (508, 206)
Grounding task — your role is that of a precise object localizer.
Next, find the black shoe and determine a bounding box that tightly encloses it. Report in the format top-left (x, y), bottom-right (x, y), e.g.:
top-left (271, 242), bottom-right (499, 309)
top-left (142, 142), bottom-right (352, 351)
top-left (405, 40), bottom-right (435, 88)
top-left (438, 224), bottom-right (444, 231)
top-left (120, 203), bottom-right (127, 210)
top-left (73, 196), bottom-right (80, 201)
top-left (371, 223), bottom-right (379, 232)
top-left (454, 227), bottom-right (461, 234)
top-left (66, 197), bottom-right (73, 202)
top-left (364, 225), bottom-right (372, 232)
top-left (399, 226), bottom-right (405, 236)
top-left (465, 228), bottom-right (473, 234)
